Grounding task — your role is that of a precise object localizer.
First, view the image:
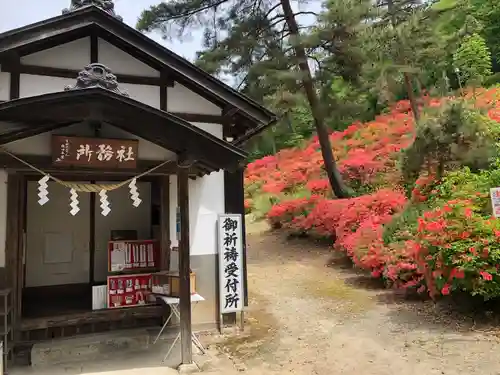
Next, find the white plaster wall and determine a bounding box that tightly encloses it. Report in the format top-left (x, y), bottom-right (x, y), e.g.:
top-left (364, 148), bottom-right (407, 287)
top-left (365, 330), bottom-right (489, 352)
top-left (98, 39), bottom-right (159, 77)
top-left (167, 83), bottom-right (221, 115)
top-left (19, 74), bottom-right (75, 98)
top-left (21, 38), bottom-right (90, 70)
top-left (120, 83), bottom-right (161, 109)
top-left (3, 123), bottom-right (176, 161)
top-left (19, 74), bottom-right (163, 114)
top-left (169, 171), bottom-right (225, 256)
top-left (0, 170), bottom-right (7, 268)
top-left (94, 182), bottom-right (152, 282)
top-left (0, 73), bottom-right (10, 101)
top-left (15, 45), bottom-right (225, 140)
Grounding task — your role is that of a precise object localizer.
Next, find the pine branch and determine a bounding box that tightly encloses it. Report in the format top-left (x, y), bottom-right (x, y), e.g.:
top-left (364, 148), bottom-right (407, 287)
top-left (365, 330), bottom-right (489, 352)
top-left (293, 11), bottom-right (319, 17)
top-left (263, 3), bottom-right (282, 20)
top-left (164, 0), bottom-right (230, 21)
top-left (137, 0), bottom-right (231, 32)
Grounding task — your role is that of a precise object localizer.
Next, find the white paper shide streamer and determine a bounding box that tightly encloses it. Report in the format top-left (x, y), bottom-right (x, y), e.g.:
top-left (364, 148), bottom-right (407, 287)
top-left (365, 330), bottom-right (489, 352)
top-left (128, 178), bottom-right (142, 207)
top-left (69, 188), bottom-right (80, 216)
top-left (38, 175), bottom-right (50, 206)
top-left (99, 189), bottom-right (111, 216)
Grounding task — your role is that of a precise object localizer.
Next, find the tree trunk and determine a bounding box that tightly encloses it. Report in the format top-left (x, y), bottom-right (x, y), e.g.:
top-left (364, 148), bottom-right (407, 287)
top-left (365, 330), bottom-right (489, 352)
top-left (280, 0), bottom-right (349, 198)
top-left (403, 72), bottom-right (420, 122)
top-left (386, 0), bottom-right (420, 123)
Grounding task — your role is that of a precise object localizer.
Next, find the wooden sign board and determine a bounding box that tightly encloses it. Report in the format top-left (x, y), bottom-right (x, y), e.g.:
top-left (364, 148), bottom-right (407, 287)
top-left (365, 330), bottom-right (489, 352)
top-left (218, 214), bottom-right (244, 314)
top-left (52, 135), bottom-right (139, 169)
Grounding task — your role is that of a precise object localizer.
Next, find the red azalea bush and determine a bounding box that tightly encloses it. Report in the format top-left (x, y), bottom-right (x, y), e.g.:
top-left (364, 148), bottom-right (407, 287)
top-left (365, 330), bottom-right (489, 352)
top-left (246, 88), bottom-right (500, 299)
top-left (244, 100), bottom-right (422, 198)
top-left (411, 199), bottom-right (500, 299)
top-left (245, 88), bottom-right (500, 200)
top-left (267, 195), bottom-right (323, 230)
top-left (268, 189), bottom-right (408, 270)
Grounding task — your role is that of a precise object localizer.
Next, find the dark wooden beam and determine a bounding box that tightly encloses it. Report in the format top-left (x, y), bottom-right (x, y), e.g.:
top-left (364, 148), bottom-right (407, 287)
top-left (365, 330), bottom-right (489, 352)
top-left (20, 305), bottom-right (163, 331)
top-left (0, 122), bottom-right (75, 146)
top-left (5, 174), bottom-right (22, 341)
top-left (89, 187), bottom-right (96, 286)
top-left (222, 106), bottom-right (240, 118)
top-left (177, 166), bottom-right (192, 365)
top-left (90, 35), bottom-right (98, 64)
top-left (171, 112), bottom-right (229, 125)
top-left (160, 176), bottom-right (170, 270)
top-left (88, 124), bottom-right (99, 287)
top-left (160, 70), bottom-right (168, 112)
top-left (17, 176), bottom-right (26, 332)
top-left (8, 54), bottom-right (20, 100)
top-left (1, 64), bottom-right (164, 87)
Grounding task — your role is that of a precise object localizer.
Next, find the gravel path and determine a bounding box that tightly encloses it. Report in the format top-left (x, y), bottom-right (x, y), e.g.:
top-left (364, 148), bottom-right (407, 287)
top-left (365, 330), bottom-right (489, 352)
top-left (205, 222), bottom-right (500, 375)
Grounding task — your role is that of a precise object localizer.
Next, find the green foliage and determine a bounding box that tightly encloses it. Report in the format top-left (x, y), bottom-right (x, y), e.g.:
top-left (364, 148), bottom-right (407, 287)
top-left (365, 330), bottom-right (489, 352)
top-left (483, 72), bottom-right (500, 87)
top-left (430, 163), bottom-right (500, 210)
top-left (416, 165), bottom-right (500, 299)
top-left (382, 203), bottom-right (428, 244)
top-left (469, 0), bottom-right (500, 63)
top-left (453, 33), bottom-right (492, 85)
top-left (323, 77), bottom-right (377, 129)
top-left (401, 99), bottom-right (500, 185)
top-left (252, 193), bottom-right (281, 220)
top-left (434, 0), bottom-right (500, 67)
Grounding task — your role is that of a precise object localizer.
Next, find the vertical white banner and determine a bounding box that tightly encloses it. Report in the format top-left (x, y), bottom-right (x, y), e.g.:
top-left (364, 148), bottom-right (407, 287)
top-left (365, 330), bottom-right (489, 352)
top-left (218, 214), bottom-right (244, 314)
top-left (491, 187), bottom-right (500, 218)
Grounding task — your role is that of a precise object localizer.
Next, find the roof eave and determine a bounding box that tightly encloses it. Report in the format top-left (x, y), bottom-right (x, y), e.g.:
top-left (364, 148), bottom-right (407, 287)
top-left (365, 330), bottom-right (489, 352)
top-left (0, 6), bottom-right (277, 134)
top-left (234, 116), bottom-right (279, 146)
top-left (0, 88), bottom-right (248, 171)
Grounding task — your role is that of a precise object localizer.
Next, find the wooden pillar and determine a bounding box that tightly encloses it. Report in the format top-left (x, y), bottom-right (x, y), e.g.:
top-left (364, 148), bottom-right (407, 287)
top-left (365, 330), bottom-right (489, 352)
top-left (177, 167), bottom-right (192, 364)
top-left (160, 176), bottom-right (170, 270)
top-left (89, 183), bottom-right (96, 286)
top-left (5, 174), bottom-right (23, 341)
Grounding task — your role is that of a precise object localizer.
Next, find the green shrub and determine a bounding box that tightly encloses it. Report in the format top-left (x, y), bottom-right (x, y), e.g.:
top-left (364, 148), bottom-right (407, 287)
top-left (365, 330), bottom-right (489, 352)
top-left (252, 193), bottom-right (281, 220)
top-left (382, 203), bottom-right (429, 245)
top-left (401, 98), bottom-right (500, 186)
top-left (453, 33), bottom-right (492, 86)
top-left (483, 72), bottom-right (500, 87)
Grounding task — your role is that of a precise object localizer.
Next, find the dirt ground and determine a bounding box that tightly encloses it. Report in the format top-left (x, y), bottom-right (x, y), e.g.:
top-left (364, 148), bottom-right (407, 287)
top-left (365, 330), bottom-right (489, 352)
top-left (203, 221), bottom-right (500, 375)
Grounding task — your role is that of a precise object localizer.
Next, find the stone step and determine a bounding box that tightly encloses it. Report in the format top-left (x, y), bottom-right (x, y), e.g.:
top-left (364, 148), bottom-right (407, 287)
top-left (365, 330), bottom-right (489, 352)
top-left (30, 327), bottom-right (160, 368)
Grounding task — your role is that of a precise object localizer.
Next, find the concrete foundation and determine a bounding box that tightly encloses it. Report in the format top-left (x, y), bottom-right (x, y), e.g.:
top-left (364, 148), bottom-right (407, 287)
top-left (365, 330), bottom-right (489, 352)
top-left (8, 327), bottom-right (210, 375)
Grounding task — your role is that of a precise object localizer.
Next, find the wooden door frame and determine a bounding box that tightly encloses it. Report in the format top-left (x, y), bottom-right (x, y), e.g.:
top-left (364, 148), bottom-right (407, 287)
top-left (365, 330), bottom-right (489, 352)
top-left (5, 173), bottom-right (26, 341)
top-left (6, 172), bottom-right (172, 342)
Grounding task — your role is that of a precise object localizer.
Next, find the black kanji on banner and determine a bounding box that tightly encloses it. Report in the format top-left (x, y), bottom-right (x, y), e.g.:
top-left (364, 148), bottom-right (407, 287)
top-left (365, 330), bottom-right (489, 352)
top-left (220, 215), bottom-right (243, 312)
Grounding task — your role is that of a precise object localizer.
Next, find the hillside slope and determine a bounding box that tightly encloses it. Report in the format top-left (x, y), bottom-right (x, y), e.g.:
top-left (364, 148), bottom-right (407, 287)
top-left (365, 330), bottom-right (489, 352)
top-left (245, 88), bottom-right (500, 299)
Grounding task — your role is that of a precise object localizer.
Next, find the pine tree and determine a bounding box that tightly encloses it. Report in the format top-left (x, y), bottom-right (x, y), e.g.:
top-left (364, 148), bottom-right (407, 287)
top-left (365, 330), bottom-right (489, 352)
top-left (375, 0), bottom-right (425, 121)
top-left (137, 0), bottom-right (350, 198)
top-left (453, 33), bottom-right (492, 85)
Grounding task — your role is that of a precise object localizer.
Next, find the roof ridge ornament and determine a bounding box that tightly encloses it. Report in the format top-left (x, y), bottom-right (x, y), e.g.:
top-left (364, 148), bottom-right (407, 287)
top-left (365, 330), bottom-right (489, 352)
top-left (62, 0), bottom-right (123, 21)
top-left (65, 63), bottom-right (129, 97)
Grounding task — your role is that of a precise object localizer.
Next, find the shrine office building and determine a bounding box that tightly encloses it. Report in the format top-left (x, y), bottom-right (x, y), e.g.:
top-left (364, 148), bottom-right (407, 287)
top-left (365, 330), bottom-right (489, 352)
top-left (0, 0), bottom-right (276, 357)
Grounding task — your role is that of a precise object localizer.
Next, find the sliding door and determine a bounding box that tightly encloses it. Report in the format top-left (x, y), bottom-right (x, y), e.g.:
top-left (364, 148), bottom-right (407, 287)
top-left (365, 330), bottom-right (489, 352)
top-left (25, 181), bottom-right (91, 287)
